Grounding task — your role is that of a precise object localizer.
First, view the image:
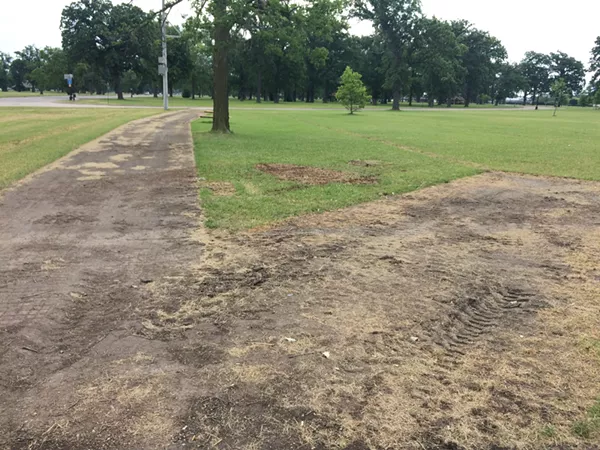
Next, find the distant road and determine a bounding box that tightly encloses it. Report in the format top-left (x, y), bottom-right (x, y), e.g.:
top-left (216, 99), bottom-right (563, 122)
top-left (0, 95), bottom-right (542, 111)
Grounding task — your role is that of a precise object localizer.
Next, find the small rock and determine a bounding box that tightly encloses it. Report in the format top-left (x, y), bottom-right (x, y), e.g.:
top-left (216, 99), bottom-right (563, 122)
top-left (131, 285), bottom-right (139, 289)
top-left (284, 337), bottom-right (297, 343)
top-left (322, 351), bottom-right (330, 359)
top-left (140, 278), bottom-right (153, 284)
top-left (410, 336), bottom-right (419, 343)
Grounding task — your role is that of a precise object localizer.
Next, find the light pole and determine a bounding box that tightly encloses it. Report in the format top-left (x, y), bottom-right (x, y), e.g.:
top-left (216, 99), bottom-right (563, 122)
top-left (161, 0), bottom-right (169, 110)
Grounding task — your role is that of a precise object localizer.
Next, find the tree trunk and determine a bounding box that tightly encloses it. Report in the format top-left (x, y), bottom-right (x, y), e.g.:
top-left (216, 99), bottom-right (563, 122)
top-left (211, 0), bottom-right (231, 133)
top-left (532, 87), bottom-right (537, 107)
top-left (523, 91), bottom-right (527, 105)
top-left (392, 89), bottom-right (400, 111)
top-left (256, 70), bottom-right (262, 103)
top-left (114, 75), bottom-right (124, 100)
top-left (191, 73), bottom-right (196, 100)
top-left (154, 87), bottom-right (158, 98)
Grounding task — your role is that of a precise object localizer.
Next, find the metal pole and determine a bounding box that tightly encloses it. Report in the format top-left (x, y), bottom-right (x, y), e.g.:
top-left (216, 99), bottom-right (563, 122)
top-left (161, 0), bottom-right (169, 110)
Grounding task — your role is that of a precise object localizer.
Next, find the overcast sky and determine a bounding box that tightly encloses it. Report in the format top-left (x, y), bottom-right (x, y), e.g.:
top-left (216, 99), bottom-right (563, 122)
top-left (1, 0), bottom-right (598, 70)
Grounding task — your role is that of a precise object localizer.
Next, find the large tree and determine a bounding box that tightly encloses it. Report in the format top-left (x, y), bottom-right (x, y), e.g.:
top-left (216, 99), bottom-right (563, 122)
top-left (30, 47), bottom-right (68, 94)
top-left (493, 62), bottom-right (525, 105)
top-left (354, 0), bottom-right (422, 110)
top-left (15, 45), bottom-right (42, 92)
top-left (451, 21), bottom-right (506, 107)
top-left (589, 36), bottom-right (600, 91)
top-left (0, 52), bottom-right (11, 92)
top-left (520, 51), bottom-right (551, 106)
top-left (9, 59), bottom-right (27, 91)
top-left (61, 0), bottom-right (155, 99)
top-left (414, 17), bottom-right (465, 107)
top-left (549, 51), bottom-right (585, 97)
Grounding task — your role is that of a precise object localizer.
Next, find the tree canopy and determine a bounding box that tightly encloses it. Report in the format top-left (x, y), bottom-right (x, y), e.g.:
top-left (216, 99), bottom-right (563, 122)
top-left (1, 0), bottom-right (597, 117)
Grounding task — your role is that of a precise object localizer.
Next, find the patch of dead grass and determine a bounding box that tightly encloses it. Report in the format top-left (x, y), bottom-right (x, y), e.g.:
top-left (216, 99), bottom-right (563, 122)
top-left (256, 163), bottom-right (377, 185)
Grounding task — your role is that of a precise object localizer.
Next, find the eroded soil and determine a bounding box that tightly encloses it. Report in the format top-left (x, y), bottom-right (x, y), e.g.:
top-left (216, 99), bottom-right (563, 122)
top-left (1, 117), bottom-right (600, 450)
top-left (256, 163), bottom-right (377, 185)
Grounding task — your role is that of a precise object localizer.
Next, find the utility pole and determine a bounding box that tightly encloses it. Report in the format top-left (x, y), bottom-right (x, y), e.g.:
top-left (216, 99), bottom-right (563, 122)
top-left (161, 0), bottom-right (169, 110)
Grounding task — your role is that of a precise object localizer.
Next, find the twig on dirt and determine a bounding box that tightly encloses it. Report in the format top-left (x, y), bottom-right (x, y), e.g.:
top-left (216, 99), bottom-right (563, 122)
top-left (66, 398), bottom-right (81, 411)
top-left (22, 346), bottom-right (39, 353)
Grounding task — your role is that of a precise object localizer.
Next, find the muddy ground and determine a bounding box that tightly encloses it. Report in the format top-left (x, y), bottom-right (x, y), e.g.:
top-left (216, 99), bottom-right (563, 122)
top-left (1, 113), bottom-right (600, 449)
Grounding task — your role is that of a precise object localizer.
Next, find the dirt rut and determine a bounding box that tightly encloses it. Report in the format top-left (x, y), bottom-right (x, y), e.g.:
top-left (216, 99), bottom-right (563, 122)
top-left (0, 111), bottom-right (202, 448)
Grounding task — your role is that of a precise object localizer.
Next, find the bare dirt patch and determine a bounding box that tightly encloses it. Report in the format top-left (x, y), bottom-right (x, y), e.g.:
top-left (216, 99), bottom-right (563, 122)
top-left (3, 162), bottom-right (600, 449)
top-left (256, 163), bottom-right (377, 185)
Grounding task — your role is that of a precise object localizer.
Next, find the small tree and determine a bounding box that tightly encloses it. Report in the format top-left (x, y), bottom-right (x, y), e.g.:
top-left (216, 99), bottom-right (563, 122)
top-left (335, 66), bottom-right (370, 114)
top-left (550, 78), bottom-right (567, 116)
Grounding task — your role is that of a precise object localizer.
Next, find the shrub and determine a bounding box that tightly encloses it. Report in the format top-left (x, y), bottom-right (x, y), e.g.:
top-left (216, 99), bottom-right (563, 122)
top-left (182, 88), bottom-right (191, 98)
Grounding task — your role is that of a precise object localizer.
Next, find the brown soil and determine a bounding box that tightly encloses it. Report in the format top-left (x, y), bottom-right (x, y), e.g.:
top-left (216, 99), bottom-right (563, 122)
top-left (1, 114), bottom-right (600, 450)
top-left (256, 163), bottom-right (377, 185)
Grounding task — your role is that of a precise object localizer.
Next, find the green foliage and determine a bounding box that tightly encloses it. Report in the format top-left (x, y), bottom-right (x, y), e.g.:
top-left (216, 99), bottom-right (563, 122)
top-left (520, 51), bottom-right (551, 103)
top-left (9, 59), bottom-right (27, 91)
top-left (572, 400), bottom-right (600, 439)
top-left (579, 94), bottom-right (591, 107)
top-left (414, 17), bottom-right (465, 106)
top-left (550, 51), bottom-right (585, 96)
top-left (182, 88), bottom-right (192, 98)
top-left (61, 0), bottom-right (156, 98)
top-left (29, 47), bottom-right (68, 93)
top-left (0, 52), bottom-right (11, 92)
top-left (494, 63), bottom-right (526, 104)
top-left (540, 425), bottom-right (557, 438)
top-left (353, 0), bottom-right (422, 110)
top-left (590, 36), bottom-right (600, 88)
top-left (551, 78), bottom-right (568, 115)
top-left (335, 66), bottom-right (370, 114)
top-left (451, 20), bottom-right (507, 107)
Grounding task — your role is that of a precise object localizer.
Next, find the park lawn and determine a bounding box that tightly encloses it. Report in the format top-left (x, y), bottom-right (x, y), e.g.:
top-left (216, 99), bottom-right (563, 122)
top-left (0, 107), bottom-right (161, 190)
top-left (299, 108), bottom-right (600, 180)
top-left (193, 108), bottom-right (600, 229)
top-left (77, 95), bottom-right (523, 109)
top-left (192, 112), bottom-right (481, 229)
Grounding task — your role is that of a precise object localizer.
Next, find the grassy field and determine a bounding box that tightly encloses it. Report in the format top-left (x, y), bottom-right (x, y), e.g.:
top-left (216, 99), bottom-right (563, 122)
top-left (77, 95), bottom-right (523, 109)
top-left (192, 108), bottom-right (600, 229)
top-left (0, 91), bottom-right (63, 97)
top-left (0, 108), bottom-right (160, 190)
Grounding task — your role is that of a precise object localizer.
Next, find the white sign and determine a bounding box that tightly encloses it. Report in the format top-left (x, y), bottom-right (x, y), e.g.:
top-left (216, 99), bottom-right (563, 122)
top-left (63, 74), bottom-right (73, 80)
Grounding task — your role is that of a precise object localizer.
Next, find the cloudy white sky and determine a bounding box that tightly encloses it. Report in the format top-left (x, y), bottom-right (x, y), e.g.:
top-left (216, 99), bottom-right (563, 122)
top-left (1, 0), bottom-right (598, 69)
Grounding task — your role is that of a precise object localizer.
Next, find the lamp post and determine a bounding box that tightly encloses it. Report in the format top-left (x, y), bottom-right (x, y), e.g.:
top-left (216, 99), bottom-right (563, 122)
top-left (161, 0), bottom-right (169, 110)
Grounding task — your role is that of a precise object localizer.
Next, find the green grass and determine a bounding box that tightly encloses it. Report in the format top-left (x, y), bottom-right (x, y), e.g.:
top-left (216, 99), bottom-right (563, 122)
top-left (192, 108), bottom-right (600, 229)
top-left (0, 91), bottom-right (64, 97)
top-left (572, 399), bottom-right (600, 439)
top-left (0, 107), bottom-right (161, 190)
top-left (77, 95), bottom-right (523, 109)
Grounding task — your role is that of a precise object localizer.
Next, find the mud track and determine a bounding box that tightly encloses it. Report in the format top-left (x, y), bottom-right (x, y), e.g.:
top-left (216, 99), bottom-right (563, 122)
top-left (1, 114), bottom-right (600, 449)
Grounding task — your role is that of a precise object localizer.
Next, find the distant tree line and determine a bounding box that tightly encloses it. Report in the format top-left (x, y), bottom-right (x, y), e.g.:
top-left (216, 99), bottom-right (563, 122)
top-left (1, 0), bottom-right (600, 111)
